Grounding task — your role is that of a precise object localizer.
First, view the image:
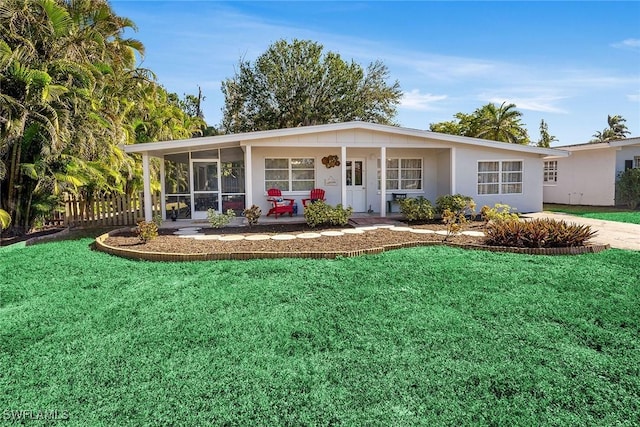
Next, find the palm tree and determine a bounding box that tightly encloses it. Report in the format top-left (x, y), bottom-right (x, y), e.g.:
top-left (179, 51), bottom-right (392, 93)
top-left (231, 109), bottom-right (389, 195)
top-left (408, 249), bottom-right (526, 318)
top-left (473, 102), bottom-right (530, 144)
top-left (591, 115), bottom-right (630, 142)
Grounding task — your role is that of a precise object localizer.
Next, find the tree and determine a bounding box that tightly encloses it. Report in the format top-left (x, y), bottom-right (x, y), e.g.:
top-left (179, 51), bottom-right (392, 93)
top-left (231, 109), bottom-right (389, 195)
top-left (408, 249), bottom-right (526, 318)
top-left (473, 102), bottom-right (529, 144)
top-left (221, 39), bottom-right (402, 133)
top-left (591, 115), bottom-right (631, 142)
top-left (430, 102), bottom-right (529, 144)
top-left (537, 119), bottom-right (557, 148)
top-left (1, 0), bottom-right (209, 234)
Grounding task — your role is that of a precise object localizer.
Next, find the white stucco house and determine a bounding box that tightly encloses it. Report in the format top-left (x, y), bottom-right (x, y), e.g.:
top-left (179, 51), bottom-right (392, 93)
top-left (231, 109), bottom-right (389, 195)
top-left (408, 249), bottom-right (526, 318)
top-left (124, 121), bottom-right (568, 221)
top-left (543, 137), bottom-right (640, 206)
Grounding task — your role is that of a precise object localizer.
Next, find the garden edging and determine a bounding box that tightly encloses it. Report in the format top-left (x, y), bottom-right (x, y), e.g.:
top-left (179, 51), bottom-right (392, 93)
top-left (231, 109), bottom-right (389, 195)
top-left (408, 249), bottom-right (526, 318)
top-left (93, 228), bottom-right (610, 262)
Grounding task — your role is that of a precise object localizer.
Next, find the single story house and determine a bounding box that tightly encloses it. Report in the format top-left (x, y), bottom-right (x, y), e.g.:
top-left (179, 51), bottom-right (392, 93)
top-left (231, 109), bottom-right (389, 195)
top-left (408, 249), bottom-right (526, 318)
top-left (124, 121), bottom-right (568, 221)
top-left (543, 137), bottom-right (640, 206)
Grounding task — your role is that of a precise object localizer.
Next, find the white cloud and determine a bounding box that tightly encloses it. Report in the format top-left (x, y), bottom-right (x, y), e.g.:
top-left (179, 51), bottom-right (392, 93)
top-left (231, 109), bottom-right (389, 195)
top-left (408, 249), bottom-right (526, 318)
top-left (628, 91), bottom-right (640, 102)
top-left (611, 38), bottom-right (640, 51)
top-left (400, 90), bottom-right (448, 111)
top-left (480, 94), bottom-right (569, 114)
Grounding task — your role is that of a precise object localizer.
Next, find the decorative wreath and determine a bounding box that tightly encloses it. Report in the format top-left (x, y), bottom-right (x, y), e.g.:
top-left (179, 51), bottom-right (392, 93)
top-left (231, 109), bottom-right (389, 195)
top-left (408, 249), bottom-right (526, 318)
top-left (321, 155), bottom-right (340, 168)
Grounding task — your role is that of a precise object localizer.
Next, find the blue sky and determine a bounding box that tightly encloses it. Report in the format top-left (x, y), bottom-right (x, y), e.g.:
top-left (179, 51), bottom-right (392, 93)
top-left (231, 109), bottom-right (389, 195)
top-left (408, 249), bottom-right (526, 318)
top-left (111, 1), bottom-right (640, 146)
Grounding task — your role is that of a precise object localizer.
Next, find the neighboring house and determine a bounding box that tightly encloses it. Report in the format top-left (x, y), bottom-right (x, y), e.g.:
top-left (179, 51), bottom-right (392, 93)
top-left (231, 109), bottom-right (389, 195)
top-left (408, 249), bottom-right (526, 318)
top-left (543, 137), bottom-right (640, 206)
top-left (124, 121), bottom-right (568, 221)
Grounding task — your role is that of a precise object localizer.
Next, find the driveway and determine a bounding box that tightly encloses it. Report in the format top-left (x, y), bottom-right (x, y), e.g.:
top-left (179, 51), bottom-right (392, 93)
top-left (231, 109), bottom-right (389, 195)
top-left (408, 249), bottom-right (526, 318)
top-left (523, 212), bottom-right (640, 251)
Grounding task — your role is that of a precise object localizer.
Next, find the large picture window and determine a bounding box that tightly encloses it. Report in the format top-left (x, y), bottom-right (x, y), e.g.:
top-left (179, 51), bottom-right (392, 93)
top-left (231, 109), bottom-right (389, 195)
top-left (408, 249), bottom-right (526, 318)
top-left (543, 161), bottom-right (558, 183)
top-left (377, 158), bottom-right (423, 190)
top-left (265, 158), bottom-right (315, 191)
top-left (478, 160), bottom-right (523, 194)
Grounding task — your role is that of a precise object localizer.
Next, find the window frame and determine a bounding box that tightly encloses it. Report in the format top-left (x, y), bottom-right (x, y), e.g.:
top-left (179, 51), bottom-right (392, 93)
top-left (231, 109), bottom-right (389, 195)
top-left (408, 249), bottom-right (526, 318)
top-left (634, 156), bottom-right (640, 169)
top-left (377, 157), bottom-right (423, 191)
top-left (543, 160), bottom-right (558, 184)
top-left (264, 157), bottom-right (315, 192)
top-left (477, 160), bottom-right (523, 195)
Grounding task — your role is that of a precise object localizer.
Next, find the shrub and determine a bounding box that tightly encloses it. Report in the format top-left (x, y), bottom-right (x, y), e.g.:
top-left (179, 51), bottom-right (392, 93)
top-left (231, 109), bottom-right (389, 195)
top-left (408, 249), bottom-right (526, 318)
top-left (399, 196), bottom-right (434, 222)
top-left (136, 220), bottom-right (158, 243)
top-left (436, 194), bottom-right (476, 216)
top-left (242, 205), bottom-right (262, 227)
top-left (207, 209), bottom-right (236, 228)
top-left (152, 213), bottom-right (163, 228)
top-left (485, 218), bottom-right (597, 248)
top-left (304, 201), bottom-right (353, 228)
top-left (480, 203), bottom-right (519, 226)
top-left (616, 168), bottom-right (640, 209)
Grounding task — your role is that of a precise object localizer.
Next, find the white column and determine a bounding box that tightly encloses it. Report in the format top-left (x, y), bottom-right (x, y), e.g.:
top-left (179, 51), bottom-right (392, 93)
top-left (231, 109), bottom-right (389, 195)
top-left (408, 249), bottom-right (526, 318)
top-left (380, 146), bottom-right (387, 217)
top-left (340, 146), bottom-right (347, 205)
top-left (142, 152), bottom-right (153, 222)
top-left (450, 147), bottom-right (456, 194)
top-left (159, 157), bottom-right (166, 220)
top-left (245, 145), bottom-right (253, 208)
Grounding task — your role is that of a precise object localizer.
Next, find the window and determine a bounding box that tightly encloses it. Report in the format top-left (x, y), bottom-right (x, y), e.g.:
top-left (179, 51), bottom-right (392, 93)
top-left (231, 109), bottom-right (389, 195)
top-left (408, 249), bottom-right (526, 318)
top-left (265, 158), bottom-right (315, 191)
top-left (377, 158), bottom-right (423, 190)
top-left (635, 156), bottom-right (640, 168)
top-left (543, 160), bottom-right (558, 183)
top-left (478, 160), bottom-right (523, 194)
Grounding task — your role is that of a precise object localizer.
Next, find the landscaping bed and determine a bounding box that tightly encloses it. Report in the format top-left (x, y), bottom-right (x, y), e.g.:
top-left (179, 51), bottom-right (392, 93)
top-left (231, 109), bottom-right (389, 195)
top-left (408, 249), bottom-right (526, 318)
top-left (98, 220), bottom-right (609, 261)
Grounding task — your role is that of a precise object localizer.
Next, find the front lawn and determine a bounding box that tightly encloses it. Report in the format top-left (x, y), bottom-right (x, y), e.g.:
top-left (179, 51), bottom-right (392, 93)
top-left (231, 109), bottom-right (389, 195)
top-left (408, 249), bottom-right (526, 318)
top-left (1, 240), bottom-right (639, 426)
top-left (544, 204), bottom-right (640, 224)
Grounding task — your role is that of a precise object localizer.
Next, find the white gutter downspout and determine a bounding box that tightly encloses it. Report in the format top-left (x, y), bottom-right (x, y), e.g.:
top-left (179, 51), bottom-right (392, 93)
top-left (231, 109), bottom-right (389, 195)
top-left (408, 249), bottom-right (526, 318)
top-left (245, 144), bottom-right (253, 208)
top-left (142, 152), bottom-right (153, 222)
top-left (380, 146), bottom-right (386, 217)
top-left (159, 158), bottom-right (166, 220)
top-left (341, 146), bottom-right (347, 206)
top-left (450, 147), bottom-right (456, 194)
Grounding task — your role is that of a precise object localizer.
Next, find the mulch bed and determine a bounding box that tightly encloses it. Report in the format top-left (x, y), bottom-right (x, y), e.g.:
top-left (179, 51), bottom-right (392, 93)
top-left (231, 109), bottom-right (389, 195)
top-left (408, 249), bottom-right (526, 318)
top-left (104, 221), bottom-right (487, 255)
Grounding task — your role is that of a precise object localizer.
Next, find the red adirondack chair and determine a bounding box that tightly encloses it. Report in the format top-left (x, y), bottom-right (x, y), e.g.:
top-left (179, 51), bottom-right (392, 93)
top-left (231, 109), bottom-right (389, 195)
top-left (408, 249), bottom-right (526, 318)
top-left (302, 188), bottom-right (326, 207)
top-left (266, 188), bottom-right (295, 218)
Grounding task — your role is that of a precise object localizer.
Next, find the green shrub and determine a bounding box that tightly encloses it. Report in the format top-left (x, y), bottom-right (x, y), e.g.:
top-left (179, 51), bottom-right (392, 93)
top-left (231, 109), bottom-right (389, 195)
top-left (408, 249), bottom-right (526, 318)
top-left (304, 201), bottom-right (353, 228)
top-left (152, 213), bottom-right (163, 228)
top-left (480, 203), bottom-right (519, 225)
top-left (399, 196), bottom-right (434, 222)
top-left (207, 209), bottom-right (236, 228)
top-left (136, 220), bottom-right (158, 243)
top-left (485, 218), bottom-right (597, 248)
top-left (436, 194), bottom-right (476, 216)
top-left (616, 168), bottom-right (640, 209)
top-left (242, 205), bottom-right (261, 227)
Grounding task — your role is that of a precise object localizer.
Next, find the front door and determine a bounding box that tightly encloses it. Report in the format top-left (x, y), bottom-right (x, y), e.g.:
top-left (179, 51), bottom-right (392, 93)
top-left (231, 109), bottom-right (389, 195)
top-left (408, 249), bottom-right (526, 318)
top-left (346, 158), bottom-right (366, 212)
top-left (191, 160), bottom-right (219, 219)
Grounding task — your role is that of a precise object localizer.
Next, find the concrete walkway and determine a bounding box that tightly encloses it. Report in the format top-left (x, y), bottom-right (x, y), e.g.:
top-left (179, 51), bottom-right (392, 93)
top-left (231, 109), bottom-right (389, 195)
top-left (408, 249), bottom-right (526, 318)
top-left (523, 212), bottom-right (640, 251)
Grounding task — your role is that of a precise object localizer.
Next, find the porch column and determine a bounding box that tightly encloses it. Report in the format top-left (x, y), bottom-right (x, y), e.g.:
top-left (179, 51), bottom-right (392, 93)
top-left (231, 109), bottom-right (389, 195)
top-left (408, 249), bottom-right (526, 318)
top-left (380, 146), bottom-right (387, 217)
top-left (450, 147), bottom-right (457, 194)
top-left (142, 151), bottom-right (153, 222)
top-left (340, 146), bottom-right (347, 205)
top-left (159, 157), bottom-right (166, 220)
top-left (245, 145), bottom-right (253, 208)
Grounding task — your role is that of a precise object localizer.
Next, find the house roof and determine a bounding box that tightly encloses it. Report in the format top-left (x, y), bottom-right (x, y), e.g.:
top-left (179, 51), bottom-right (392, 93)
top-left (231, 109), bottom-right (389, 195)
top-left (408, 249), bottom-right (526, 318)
top-left (558, 137), bottom-right (640, 152)
top-left (123, 121), bottom-right (569, 157)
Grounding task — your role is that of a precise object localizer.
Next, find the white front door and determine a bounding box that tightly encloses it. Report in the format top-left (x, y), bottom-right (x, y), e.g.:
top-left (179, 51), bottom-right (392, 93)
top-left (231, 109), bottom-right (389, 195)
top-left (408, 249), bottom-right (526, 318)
top-left (346, 158), bottom-right (366, 212)
top-left (191, 160), bottom-right (219, 219)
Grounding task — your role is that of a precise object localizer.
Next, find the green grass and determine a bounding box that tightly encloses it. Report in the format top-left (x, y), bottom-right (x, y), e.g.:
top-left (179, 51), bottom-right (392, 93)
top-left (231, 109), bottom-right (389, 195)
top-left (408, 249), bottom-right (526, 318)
top-left (544, 204), bottom-right (640, 224)
top-left (2, 240), bottom-right (639, 426)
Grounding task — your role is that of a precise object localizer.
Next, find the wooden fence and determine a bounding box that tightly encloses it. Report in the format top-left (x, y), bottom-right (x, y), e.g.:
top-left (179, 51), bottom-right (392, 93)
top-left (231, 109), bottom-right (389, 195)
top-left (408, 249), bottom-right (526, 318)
top-left (61, 192), bottom-right (161, 227)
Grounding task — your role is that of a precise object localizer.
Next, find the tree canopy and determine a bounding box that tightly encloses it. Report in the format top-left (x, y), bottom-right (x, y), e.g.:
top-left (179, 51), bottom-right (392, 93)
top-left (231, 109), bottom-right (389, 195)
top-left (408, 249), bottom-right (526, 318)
top-left (0, 0), bottom-right (205, 234)
top-left (221, 39), bottom-right (402, 133)
top-left (590, 115), bottom-right (630, 143)
top-left (537, 119), bottom-right (557, 148)
top-left (429, 102), bottom-right (530, 145)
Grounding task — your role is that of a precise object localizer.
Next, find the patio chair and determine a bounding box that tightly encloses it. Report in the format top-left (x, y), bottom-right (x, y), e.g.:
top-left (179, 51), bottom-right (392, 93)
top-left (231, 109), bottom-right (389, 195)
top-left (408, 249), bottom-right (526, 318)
top-left (266, 188), bottom-right (295, 218)
top-left (302, 188), bottom-right (326, 207)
